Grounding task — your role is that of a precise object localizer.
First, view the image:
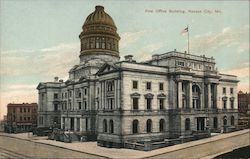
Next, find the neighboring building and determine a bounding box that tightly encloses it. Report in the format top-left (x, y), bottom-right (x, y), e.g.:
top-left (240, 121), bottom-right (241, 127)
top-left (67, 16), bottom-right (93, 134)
top-left (37, 6), bottom-right (239, 150)
top-left (6, 103), bottom-right (38, 133)
top-left (238, 91), bottom-right (250, 114)
top-left (0, 116), bottom-right (7, 132)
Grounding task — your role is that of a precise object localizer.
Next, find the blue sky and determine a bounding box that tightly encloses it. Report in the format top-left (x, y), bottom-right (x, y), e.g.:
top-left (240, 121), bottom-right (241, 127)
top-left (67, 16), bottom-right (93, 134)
top-left (0, 0), bottom-right (249, 119)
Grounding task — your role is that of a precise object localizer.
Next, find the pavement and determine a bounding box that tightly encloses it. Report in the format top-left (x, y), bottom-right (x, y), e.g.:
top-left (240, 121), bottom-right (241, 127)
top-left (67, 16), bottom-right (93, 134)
top-left (0, 129), bottom-right (249, 159)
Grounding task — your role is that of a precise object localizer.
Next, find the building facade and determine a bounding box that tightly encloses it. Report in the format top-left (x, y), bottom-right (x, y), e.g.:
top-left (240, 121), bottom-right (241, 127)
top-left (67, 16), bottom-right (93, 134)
top-left (6, 103), bottom-right (38, 133)
top-left (37, 6), bottom-right (239, 149)
top-left (238, 91), bottom-right (250, 115)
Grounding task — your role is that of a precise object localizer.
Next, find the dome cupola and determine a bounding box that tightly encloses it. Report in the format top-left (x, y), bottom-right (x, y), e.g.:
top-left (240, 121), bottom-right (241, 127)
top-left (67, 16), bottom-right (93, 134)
top-left (79, 6), bottom-right (120, 62)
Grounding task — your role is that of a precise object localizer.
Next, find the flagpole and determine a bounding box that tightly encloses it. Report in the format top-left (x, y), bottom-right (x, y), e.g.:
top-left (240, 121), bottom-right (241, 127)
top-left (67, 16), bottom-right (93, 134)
top-left (187, 25), bottom-right (190, 54)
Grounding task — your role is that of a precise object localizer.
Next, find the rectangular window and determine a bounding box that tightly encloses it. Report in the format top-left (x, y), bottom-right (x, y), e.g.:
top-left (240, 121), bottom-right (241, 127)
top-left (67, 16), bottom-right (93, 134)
top-left (159, 83), bottom-right (164, 91)
top-left (69, 91), bottom-right (72, 97)
top-left (24, 117), bottom-right (26, 120)
top-left (78, 102), bottom-right (81, 110)
top-left (146, 82), bottom-right (151, 90)
top-left (223, 87), bottom-right (226, 94)
top-left (54, 104), bottom-right (58, 111)
top-left (54, 93), bottom-right (58, 99)
top-left (24, 108), bottom-right (26, 112)
top-left (177, 61), bottom-right (185, 66)
top-left (132, 81), bottom-right (138, 89)
top-left (132, 98), bottom-right (138, 110)
top-left (230, 100), bottom-right (234, 109)
top-left (84, 101), bottom-right (87, 110)
top-left (84, 89), bottom-right (87, 95)
top-left (230, 88), bottom-right (233, 94)
top-left (20, 108), bottom-right (22, 113)
top-left (223, 100), bottom-right (227, 109)
top-left (28, 108), bottom-right (30, 112)
top-left (27, 117), bottom-right (30, 120)
top-left (159, 99), bottom-right (164, 110)
top-left (146, 99), bottom-right (152, 110)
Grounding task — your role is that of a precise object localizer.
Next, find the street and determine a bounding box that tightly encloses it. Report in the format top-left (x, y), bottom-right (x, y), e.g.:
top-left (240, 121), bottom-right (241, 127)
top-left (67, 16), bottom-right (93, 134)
top-left (0, 135), bottom-right (105, 159)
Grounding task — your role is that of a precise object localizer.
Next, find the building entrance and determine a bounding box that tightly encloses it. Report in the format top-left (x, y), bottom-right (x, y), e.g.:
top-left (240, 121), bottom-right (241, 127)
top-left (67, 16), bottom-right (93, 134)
top-left (70, 117), bottom-right (74, 131)
top-left (197, 117), bottom-right (205, 131)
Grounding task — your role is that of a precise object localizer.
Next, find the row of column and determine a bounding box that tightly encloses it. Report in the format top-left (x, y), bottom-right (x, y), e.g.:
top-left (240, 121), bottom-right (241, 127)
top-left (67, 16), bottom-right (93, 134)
top-left (99, 79), bottom-right (120, 110)
top-left (61, 117), bottom-right (90, 132)
top-left (177, 80), bottom-right (218, 109)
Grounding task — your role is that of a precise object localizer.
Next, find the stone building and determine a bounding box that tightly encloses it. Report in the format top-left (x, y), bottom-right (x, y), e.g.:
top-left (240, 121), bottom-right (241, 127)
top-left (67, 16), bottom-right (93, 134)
top-left (37, 6), bottom-right (239, 150)
top-left (6, 103), bottom-right (37, 133)
top-left (238, 91), bottom-right (250, 115)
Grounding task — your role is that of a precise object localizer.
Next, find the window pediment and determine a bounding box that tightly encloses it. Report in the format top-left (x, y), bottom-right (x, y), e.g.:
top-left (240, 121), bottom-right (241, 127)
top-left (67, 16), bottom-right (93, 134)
top-left (222, 96), bottom-right (228, 101)
top-left (131, 92), bottom-right (141, 98)
top-left (144, 93), bottom-right (154, 99)
top-left (157, 93), bottom-right (166, 98)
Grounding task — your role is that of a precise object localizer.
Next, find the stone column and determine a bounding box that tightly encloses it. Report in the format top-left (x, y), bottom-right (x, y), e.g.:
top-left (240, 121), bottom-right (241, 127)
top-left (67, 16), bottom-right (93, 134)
top-left (67, 118), bottom-right (70, 130)
top-left (81, 118), bottom-right (86, 132)
top-left (208, 83), bottom-right (211, 109)
top-left (74, 117), bottom-right (77, 131)
top-left (189, 82), bottom-right (192, 108)
top-left (114, 79), bottom-right (117, 109)
top-left (104, 81), bottom-right (107, 109)
top-left (178, 81), bottom-right (182, 108)
top-left (215, 84), bottom-right (219, 109)
top-left (61, 117), bottom-right (64, 129)
top-left (117, 79), bottom-right (120, 109)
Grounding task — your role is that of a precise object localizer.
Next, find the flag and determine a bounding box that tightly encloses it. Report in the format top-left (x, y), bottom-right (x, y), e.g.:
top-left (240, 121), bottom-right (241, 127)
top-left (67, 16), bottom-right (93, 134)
top-left (181, 27), bottom-right (188, 35)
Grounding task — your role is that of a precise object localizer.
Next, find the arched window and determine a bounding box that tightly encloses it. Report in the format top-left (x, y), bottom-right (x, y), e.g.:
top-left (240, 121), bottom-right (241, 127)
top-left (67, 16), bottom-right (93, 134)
top-left (213, 117), bottom-right (218, 129)
top-left (159, 119), bottom-right (165, 132)
top-left (185, 118), bottom-right (190, 131)
top-left (192, 85), bottom-right (201, 109)
top-left (146, 119), bottom-right (152, 133)
top-left (101, 37), bottom-right (105, 49)
top-left (110, 120), bottom-right (114, 133)
top-left (231, 116), bottom-right (234, 126)
top-left (223, 116), bottom-right (227, 126)
top-left (103, 119), bottom-right (107, 133)
top-left (96, 37), bottom-right (100, 48)
top-left (132, 120), bottom-right (139, 134)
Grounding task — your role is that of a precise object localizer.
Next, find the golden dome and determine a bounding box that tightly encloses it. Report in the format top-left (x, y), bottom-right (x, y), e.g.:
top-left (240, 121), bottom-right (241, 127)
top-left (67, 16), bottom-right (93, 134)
top-left (83, 6), bottom-right (116, 28)
top-left (79, 6), bottom-right (120, 59)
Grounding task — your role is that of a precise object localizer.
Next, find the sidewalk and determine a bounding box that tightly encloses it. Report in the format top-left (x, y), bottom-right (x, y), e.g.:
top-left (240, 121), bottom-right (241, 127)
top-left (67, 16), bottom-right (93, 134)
top-left (1, 129), bottom-right (249, 159)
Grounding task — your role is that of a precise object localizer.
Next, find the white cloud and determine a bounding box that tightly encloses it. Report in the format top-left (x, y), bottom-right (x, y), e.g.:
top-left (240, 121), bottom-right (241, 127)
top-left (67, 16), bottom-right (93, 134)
top-left (221, 62), bottom-right (249, 78)
top-left (8, 84), bottom-right (37, 90)
top-left (0, 43), bottom-right (79, 77)
top-left (120, 31), bottom-right (146, 49)
top-left (190, 25), bottom-right (249, 54)
top-left (1, 49), bottom-right (35, 55)
top-left (221, 62), bottom-right (249, 93)
top-left (135, 42), bottom-right (163, 61)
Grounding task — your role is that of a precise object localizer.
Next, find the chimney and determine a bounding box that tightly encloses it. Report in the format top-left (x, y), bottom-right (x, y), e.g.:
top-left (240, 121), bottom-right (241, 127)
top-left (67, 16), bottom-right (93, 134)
top-left (124, 55), bottom-right (135, 62)
top-left (54, 77), bottom-right (59, 82)
top-left (59, 79), bottom-right (64, 83)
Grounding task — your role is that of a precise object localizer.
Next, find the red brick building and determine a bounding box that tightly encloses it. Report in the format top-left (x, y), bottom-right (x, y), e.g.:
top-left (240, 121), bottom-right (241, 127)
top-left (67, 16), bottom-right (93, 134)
top-left (6, 103), bottom-right (38, 133)
top-left (238, 91), bottom-right (250, 114)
